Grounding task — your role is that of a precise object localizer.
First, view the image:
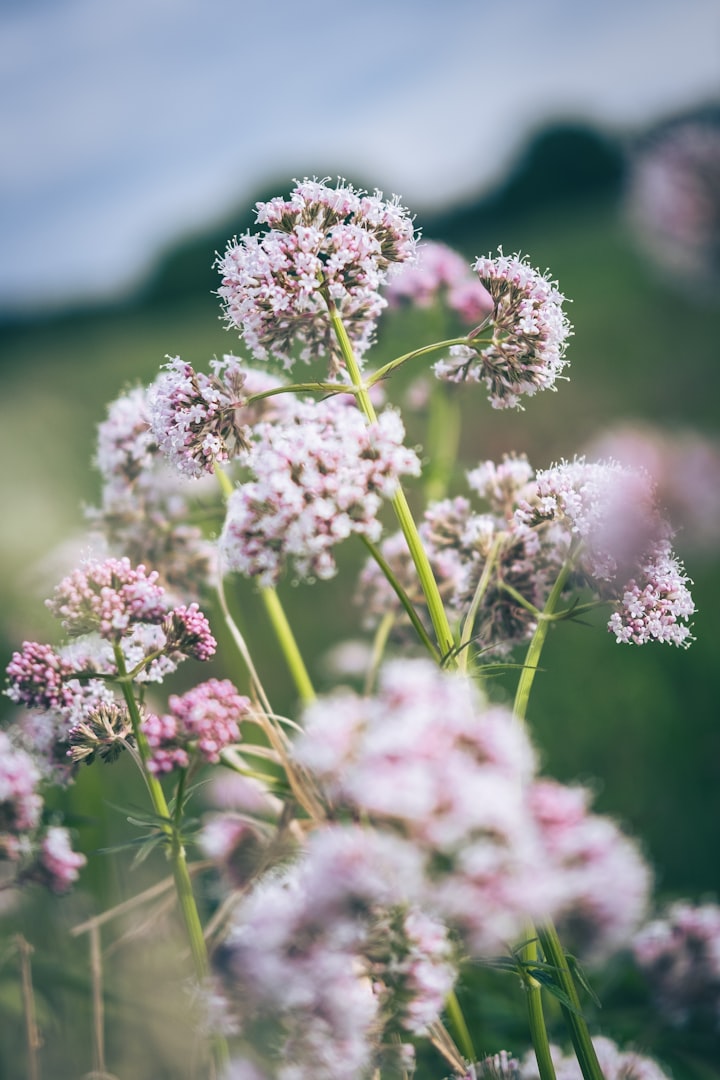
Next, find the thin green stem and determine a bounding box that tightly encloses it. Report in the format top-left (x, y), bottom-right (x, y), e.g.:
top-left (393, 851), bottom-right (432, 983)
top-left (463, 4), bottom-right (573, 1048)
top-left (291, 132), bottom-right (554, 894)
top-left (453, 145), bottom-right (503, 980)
top-left (244, 381), bottom-right (356, 404)
top-left (521, 930), bottom-right (557, 1080)
top-left (112, 646), bottom-right (228, 1073)
top-left (445, 988), bottom-right (476, 1066)
top-left (260, 586), bottom-right (316, 705)
top-left (359, 535), bottom-right (440, 663)
top-left (538, 923), bottom-right (605, 1080)
top-left (323, 293), bottom-right (456, 660)
top-left (512, 562), bottom-right (605, 1080)
top-left (425, 383), bottom-right (461, 503)
top-left (457, 534), bottom-right (504, 674)
top-left (512, 559), bottom-right (574, 725)
top-left (366, 337), bottom-right (480, 387)
top-left (365, 610), bottom-right (395, 695)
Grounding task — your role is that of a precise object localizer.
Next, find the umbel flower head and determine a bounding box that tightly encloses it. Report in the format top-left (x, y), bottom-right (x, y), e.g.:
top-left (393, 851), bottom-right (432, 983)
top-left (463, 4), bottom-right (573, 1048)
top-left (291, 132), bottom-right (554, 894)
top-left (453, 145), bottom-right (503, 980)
top-left (434, 250), bottom-right (572, 409)
top-left (221, 398), bottom-right (420, 586)
top-left (217, 177), bottom-right (417, 373)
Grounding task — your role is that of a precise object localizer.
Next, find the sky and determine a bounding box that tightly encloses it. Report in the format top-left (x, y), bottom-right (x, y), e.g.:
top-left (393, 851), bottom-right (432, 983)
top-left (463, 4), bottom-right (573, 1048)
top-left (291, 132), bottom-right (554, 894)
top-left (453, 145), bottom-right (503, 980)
top-left (1, 0), bottom-right (719, 311)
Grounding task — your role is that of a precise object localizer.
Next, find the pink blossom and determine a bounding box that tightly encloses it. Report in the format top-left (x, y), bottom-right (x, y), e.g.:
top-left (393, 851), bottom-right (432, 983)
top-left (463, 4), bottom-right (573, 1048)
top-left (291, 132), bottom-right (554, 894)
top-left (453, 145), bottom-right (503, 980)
top-left (217, 178), bottom-right (417, 373)
top-left (162, 603), bottom-right (217, 662)
top-left (530, 780), bottom-right (652, 960)
top-left (385, 240), bottom-right (493, 324)
top-left (47, 557), bottom-right (167, 640)
top-left (633, 901), bottom-right (720, 1028)
top-left (142, 679), bottom-right (249, 773)
top-left (148, 356), bottom-right (291, 478)
top-left (221, 399), bottom-right (420, 586)
top-left (6, 641), bottom-right (77, 711)
top-left (38, 826), bottom-right (86, 892)
top-left (0, 731), bottom-right (43, 838)
top-left (434, 251), bottom-right (572, 408)
top-left (91, 383), bottom-right (217, 599)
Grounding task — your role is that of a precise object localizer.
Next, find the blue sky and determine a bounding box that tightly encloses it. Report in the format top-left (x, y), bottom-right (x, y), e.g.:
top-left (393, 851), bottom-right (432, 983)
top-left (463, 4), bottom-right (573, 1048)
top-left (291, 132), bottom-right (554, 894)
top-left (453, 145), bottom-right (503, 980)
top-left (1, 0), bottom-right (718, 310)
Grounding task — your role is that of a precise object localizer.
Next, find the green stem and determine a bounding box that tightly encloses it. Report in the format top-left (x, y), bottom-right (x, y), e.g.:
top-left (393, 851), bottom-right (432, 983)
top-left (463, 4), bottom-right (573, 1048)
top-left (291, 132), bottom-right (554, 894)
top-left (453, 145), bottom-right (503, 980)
top-left (324, 292), bottom-right (456, 661)
top-left (366, 337), bottom-right (481, 387)
top-left (260, 586), bottom-right (316, 705)
top-left (359, 535), bottom-right (440, 663)
top-left (365, 610), bottom-right (395, 695)
top-left (445, 988), bottom-right (476, 1066)
top-left (457, 534), bottom-right (504, 674)
top-left (425, 383), bottom-right (461, 503)
top-left (112, 646), bottom-right (228, 1073)
top-left (512, 563), bottom-right (605, 1080)
top-left (537, 923), bottom-right (604, 1080)
top-left (512, 559), bottom-right (574, 725)
top-left (522, 931), bottom-right (557, 1080)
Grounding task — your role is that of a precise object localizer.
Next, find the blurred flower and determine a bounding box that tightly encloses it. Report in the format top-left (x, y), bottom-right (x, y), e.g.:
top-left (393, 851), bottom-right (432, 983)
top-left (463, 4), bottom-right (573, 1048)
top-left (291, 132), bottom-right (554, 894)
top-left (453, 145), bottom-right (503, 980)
top-left (37, 825), bottom-right (86, 893)
top-left (90, 383), bottom-right (217, 601)
top-left (586, 423), bottom-right (720, 555)
top-left (217, 178), bottom-right (417, 373)
top-left (520, 1036), bottom-right (670, 1079)
top-left (434, 251), bottom-right (572, 408)
top-left (385, 239), bottom-right (493, 324)
top-left (626, 118), bottom-right (720, 296)
top-left (295, 658), bottom-right (648, 958)
top-left (633, 901), bottom-right (720, 1029)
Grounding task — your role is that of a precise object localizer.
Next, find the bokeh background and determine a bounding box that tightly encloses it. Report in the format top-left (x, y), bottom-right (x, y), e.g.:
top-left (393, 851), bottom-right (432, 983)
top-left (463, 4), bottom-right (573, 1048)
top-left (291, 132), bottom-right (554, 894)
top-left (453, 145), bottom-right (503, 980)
top-left (1, 1), bottom-right (719, 1077)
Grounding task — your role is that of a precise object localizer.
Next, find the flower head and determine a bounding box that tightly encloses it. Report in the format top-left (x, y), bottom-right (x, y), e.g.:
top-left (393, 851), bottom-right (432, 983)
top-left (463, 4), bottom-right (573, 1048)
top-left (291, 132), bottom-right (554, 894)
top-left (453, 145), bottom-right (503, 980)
top-left (217, 178), bottom-right (417, 373)
top-left (434, 251), bottom-right (572, 408)
top-left (385, 240), bottom-right (493, 325)
top-left (221, 399), bottom-right (420, 586)
top-left (148, 356), bottom-right (290, 478)
top-left (47, 557), bottom-right (167, 641)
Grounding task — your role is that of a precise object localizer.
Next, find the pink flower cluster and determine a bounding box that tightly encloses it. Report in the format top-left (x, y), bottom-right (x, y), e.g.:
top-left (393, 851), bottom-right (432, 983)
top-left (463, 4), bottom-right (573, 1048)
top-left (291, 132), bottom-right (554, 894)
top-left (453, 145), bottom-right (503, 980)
top-left (142, 679), bottom-right (249, 774)
top-left (633, 901), bottom-right (720, 1029)
top-left (38, 825), bottom-right (87, 893)
top-left (358, 455), bottom-right (552, 656)
top-left (215, 824), bottom-right (455, 1079)
top-left (91, 383), bottom-right (217, 599)
top-left (294, 659), bottom-right (650, 959)
top-left (517, 458), bottom-right (695, 647)
top-left (47, 557), bottom-right (167, 640)
top-left (587, 423), bottom-right (720, 555)
top-left (434, 251), bottom-right (572, 408)
top-left (148, 356), bottom-right (290, 478)
top-left (162, 603), bottom-right (217, 662)
top-left (384, 240), bottom-right (493, 324)
top-left (221, 400), bottom-right (420, 586)
top-left (0, 730), bottom-right (43, 844)
top-left (217, 178), bottom-right (417, 372)
top-left (0, 732), bottom-right (85, 892)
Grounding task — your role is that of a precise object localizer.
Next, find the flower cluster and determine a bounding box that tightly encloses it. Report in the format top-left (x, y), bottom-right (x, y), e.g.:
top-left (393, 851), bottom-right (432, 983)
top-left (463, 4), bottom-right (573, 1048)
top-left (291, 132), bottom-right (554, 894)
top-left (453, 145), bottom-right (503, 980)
top-left (358, 455), bottom-right (554, 656)
top-left (148, 356), bottom-right (290, 478)
top-left (0, 731), bottom-right (85, 892)
top-left (217, 178), bottom-right (417, 372)
top-left (587, 423), bottom-right (720, 554)
top-left (5, 560), bottom-right (219, 774)
top-left (517, 458), bottom-right (695, 646)
top-left (633, 901), bottom-right (720, 1029)
top-left (294, 659), bottom-right (650, 958)
top-left (626, 119), bottom-right (720, 292)
top-left (141, 679), bottom-right (249, 774)
top-left (47, 557), bottom-right (168, 640)
top-left (434, 251), bottom-right (572, 408)
top-left (385, 240), bottom-right (493, 324)
top-left (519, 1036), bottom-right (670, 1080)
top-left (90, 383), bottom-right (217, 599)
top-left (215, 824), bottom-right (454, 1080)
top-left (221, 400), bottom-right (420, 586)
